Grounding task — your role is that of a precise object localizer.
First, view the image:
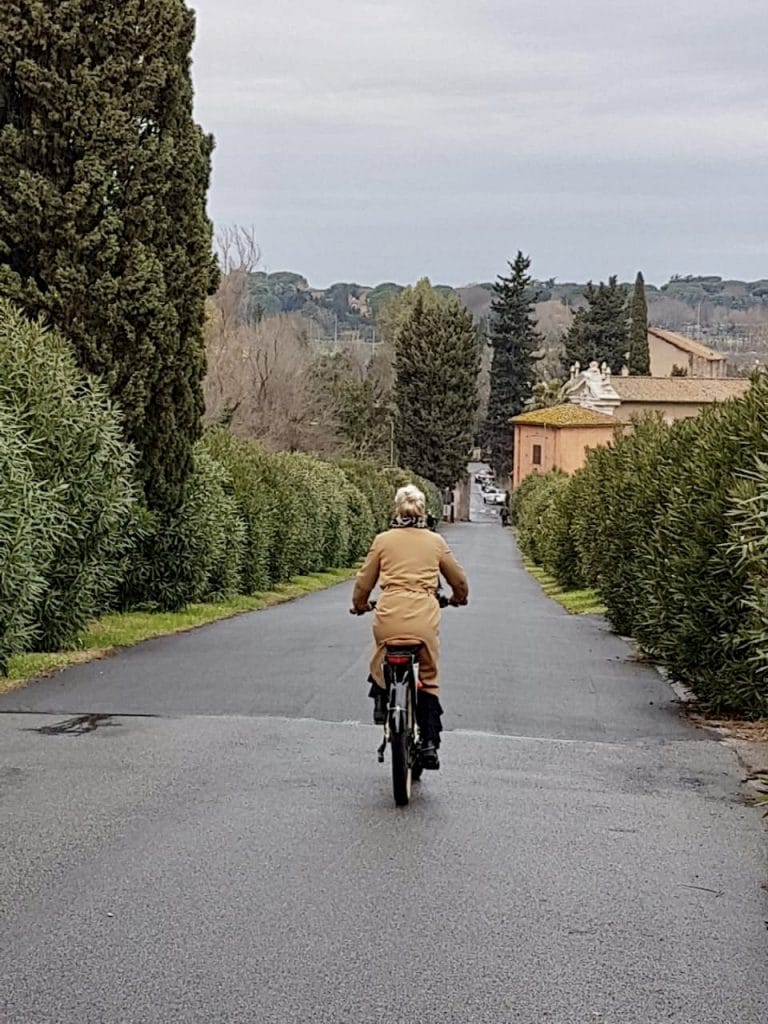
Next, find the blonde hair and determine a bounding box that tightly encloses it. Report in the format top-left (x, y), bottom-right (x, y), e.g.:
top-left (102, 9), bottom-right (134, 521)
top-left (394, 484), bottom-right (426, 519)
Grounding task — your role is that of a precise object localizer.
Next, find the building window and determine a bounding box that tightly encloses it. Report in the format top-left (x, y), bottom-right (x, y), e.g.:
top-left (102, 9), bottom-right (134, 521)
top-left (532, 444), bottom-right (542, 466)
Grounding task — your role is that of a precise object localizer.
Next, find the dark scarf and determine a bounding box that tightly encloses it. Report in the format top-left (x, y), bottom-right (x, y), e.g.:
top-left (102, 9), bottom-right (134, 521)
top-left (392, 515), bottom-right (427, 529)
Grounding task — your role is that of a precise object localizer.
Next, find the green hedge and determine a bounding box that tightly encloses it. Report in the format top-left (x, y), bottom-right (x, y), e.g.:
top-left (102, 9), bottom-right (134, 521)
top-left (0, 305), bottom-right (445, 672)
top-left (337, 459), bottom-right (395, 532)
top-left (0, 411), bottom-right (61, 673)
top-left (513, 379), bottom-right (768, 717)
top-left (119, 447), bottom-right (247, 611)
top-left (199, 428), bottom-right (278, 593)
top-left (0, 302), bottom-right (137, 658)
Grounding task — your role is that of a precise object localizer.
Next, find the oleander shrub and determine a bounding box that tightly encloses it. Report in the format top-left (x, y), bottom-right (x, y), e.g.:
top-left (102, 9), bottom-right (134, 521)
top-left (338, 460), bottom-right (395, 531)
top-left (0, 412), bottom-right (65, 672)
top-left (514, 471), bottom-right (569, 566)
top-left (0, 303), bottom-right (137, 650)
top-left (341, 476), bottom-right (376, 561)
top-left (120, 447), bottom-right (245, 611)
top-left (537, 474), bottom-right (583, 589)
top-left (265, 452), bottom-right (325, 580)
top-left (303, 456), bottom-right (353, 571)
top-left (724, 457), bottom-right (768, 715)
top-left (635, 379), bottom-right (768, 714)
top-left (200, 428), bottom-right (277, 592)
top-left (511, 377), bottom-right (768, 716)
top-left (567, 416), bottom-right (673, 634)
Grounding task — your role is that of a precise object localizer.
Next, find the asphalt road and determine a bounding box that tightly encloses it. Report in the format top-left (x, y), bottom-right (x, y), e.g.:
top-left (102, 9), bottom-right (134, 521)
top-left (1, 477), bottom-right (767, 1023)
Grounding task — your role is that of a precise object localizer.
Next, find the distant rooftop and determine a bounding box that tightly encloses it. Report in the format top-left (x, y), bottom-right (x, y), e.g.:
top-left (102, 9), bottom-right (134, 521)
top-left (612, 376), bottom-right (750, 403)
top-left (648, 328), bottom-right (726, 362)
top-left (511, 405), bottom-right (617, 427)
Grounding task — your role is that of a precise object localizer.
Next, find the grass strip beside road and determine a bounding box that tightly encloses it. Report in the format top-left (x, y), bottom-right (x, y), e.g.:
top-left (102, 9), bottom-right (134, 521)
top-left (0, 567), bottom-right (358, 694)
top-left (524, 561), bottom-right (607, 616)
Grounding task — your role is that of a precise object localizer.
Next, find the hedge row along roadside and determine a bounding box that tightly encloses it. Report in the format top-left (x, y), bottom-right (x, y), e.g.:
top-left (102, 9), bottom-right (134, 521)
top-left (512, 375), bottom-right (768, 719)
top-left (0, 303), bottom-right (442, 675)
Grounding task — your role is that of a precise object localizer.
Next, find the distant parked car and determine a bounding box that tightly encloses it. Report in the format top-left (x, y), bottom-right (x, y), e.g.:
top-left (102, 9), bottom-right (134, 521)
top-left (482, 487), bottom-right (505, 505)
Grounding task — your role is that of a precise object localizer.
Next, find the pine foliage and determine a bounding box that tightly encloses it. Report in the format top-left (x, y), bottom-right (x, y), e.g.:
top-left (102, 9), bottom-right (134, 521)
top-left (483, 252), bottom-right (541, 480)
top-left (562, 277), bottom-right (629, 374)
top-left (0, 0), bottom-right (217, 510)
top-left (628, 272), bottom-right (650, 375)
top-left (394, 286), bottom-right (479, 489)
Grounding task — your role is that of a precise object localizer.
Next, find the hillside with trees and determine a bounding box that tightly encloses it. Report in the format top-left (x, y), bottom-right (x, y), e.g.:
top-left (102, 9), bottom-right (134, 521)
top-left (243, 271), bottom-right (768, 374)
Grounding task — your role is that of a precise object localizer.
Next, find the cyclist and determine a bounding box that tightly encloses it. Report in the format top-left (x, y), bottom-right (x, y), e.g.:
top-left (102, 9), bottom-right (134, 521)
top-left (351, 484), bottom-right (468, 768)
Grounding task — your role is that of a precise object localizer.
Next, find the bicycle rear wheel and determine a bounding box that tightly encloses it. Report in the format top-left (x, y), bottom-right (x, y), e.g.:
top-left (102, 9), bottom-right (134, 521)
top-left (391, 682), bottom-right (413, 807)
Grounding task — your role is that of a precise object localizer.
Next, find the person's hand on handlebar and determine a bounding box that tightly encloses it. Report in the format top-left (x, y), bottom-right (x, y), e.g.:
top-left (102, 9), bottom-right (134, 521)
top-left (349, 600), bottom-right (376, 615)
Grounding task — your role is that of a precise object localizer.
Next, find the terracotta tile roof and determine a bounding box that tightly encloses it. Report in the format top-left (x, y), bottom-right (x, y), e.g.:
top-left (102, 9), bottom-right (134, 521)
top-left (511, 405), bottom-right (618, 427)
top-left (648, 328), bottom-right (725, 362)
top-left (611, 376), bottom-right (750, 403)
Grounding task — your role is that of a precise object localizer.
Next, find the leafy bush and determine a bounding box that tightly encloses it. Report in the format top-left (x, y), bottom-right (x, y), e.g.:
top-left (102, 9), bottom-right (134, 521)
top-left (338, 460), bottom-right (394, 531)
top-left (537, 475), bottom-right (583, 589)
top-left (515, 471), bottom-right (569, 567)
top-left (200, 429), bottom-right (277, 592)
top-left (635, 382), bottom-right (768, 713)
top-left (0, 303), bottom-right (137, 650)
top-left (725, 457), bottom-right (768, 713)
top-left (567, 416), bottom-right (673, 634)
top-left (509, 472), bottom-right (540, 526)
top-left (120, 447), bottom-right (245, 611)
top-left (0, 412), bottom-right (64, 672)
top-left (264, 453), bottom-right (325, 580)
top-left (299, 456), bottom-right (352, 571)
top-left (512, 379), bottom-right (768, 717)
top-left (340, 477), bottom-right (376, 561)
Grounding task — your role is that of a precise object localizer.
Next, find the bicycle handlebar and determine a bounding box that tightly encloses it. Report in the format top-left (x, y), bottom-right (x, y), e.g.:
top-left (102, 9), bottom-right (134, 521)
top-left (350, 594), bottom-right (461, 615)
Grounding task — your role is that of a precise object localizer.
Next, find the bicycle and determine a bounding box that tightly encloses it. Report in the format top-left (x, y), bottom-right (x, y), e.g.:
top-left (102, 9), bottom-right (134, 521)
top-left (360, 595), bottom-right (451, 807)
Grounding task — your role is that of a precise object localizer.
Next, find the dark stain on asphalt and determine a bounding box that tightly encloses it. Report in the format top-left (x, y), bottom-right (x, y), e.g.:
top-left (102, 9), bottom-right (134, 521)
top-left (34, 714), bottom-right (120, 736)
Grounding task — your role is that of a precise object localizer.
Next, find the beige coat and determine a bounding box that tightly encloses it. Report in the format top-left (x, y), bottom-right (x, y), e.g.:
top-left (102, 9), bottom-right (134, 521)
top-left (352, 527), bottom-right (469, 695)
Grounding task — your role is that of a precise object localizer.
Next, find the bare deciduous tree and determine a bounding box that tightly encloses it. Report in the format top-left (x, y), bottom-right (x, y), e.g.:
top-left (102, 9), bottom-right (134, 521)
top-left (204, 310), bottom-right (337, 454)
top-left (532, 299), bottom-right (572, 381)
top-left (213, 225), bottom-right (261, 334)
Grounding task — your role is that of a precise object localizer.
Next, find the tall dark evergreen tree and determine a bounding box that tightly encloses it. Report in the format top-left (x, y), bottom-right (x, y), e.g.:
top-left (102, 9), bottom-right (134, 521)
top-left (394, 292), bottom-right (479, 489)
top-left (0, 0), bottom-right (218, 510)
top-left (482, 252), bottom-right (541, 481)
top-left (562, 276), bottom-right (629, 375)
top-left (627, 271), bottom-right (650, 375)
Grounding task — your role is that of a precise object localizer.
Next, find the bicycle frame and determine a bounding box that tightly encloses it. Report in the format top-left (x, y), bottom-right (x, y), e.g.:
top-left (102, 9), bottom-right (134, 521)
top-left (377, 649), bottom-right (420, 754)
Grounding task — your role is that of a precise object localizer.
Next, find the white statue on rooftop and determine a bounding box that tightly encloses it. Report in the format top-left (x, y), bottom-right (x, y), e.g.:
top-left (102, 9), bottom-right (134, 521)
top-left (561, 356), bottom-right (621, 415)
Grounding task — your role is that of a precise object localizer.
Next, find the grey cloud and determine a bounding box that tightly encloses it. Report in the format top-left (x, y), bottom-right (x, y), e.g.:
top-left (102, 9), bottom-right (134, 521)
top-left (190, 0), bottom-right (768, 284)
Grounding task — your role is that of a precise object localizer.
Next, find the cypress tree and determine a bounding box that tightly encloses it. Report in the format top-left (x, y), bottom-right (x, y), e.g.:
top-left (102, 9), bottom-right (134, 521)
top-left (628, 271), bottom-right (650, 375)
top-left (562, 276), bottom-right (629, 375)
top-left (483, 252), bottom-right (541, 481)
top-left (0, 0), bottom-right (218, 510)
top-left (394, 290), bottom-right (479, 489)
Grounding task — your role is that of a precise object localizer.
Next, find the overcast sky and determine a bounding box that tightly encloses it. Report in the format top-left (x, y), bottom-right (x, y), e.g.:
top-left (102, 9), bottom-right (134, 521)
top-left (189, 0), bottom-right (767, 288)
